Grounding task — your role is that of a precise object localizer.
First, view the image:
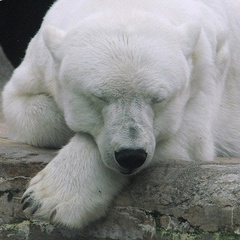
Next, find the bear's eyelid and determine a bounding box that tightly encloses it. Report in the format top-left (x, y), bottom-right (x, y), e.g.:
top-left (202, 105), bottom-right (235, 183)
top-left (92, 93), bottom-right (108, 103)
top-left (151, 96), bottom-right (165, 104)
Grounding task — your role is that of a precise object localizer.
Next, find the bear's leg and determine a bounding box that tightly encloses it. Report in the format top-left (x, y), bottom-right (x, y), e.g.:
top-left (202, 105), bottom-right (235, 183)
top-left (2, 74), bottom-right (73, 148)
top-left (21, 133), bottom-right (128, 228)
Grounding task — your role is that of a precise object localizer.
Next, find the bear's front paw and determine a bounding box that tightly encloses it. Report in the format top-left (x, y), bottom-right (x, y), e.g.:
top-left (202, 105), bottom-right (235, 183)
top-left (21, 167), bottom-right (111, 228)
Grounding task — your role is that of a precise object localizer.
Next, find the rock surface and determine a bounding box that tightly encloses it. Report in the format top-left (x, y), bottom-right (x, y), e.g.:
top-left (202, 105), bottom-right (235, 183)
top-left (1, 46), bottom-right (240, 240)
top-left (1, 135), bottom-right (240, 240)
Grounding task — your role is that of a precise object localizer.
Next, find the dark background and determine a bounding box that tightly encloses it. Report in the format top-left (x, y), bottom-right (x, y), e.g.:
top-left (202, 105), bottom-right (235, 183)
top-left (0, 0), bottom-right (55, 67)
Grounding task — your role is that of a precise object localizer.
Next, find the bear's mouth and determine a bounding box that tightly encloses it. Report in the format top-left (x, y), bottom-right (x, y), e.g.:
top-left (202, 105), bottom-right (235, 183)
top-left (120, 169), bottom-right (135, 175)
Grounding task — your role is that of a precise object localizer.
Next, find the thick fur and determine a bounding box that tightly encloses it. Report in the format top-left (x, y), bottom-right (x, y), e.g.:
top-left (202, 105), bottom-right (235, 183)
top-left (2, 0), bottom-right (240, 228)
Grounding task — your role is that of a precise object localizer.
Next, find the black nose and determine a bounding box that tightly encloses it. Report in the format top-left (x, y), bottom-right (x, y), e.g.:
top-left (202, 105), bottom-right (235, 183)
top-left (115, 149), bottom-right (147, 171)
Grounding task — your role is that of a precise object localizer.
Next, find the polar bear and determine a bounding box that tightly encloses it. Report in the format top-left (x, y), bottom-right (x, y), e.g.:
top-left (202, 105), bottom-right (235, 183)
top-left (2, 0), bottom-right (240, 228)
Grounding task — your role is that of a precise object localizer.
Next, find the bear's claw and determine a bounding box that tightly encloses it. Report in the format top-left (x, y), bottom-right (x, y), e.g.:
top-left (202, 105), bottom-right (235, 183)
top-left (21, 191), bottom-right (42, 216)
top-left (31, 203), bottom-right (42, 215)
top-left (22, 198), bottom-right (32, 211)
top-left (21, 191), bottom-right (33, 204)
top-left (50, 209), bottom-right (57, 223)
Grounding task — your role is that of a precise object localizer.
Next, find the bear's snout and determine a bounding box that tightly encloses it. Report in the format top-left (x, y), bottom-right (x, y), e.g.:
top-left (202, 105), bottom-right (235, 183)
top-left (114, 149), bottom-right (147, 174)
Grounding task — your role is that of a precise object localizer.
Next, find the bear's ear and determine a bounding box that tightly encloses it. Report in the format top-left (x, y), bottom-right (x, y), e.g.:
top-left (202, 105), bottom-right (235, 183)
top-left (178, 22), bottom-right (201, 57)
top-left (42, 26), bottom-right (66, 60)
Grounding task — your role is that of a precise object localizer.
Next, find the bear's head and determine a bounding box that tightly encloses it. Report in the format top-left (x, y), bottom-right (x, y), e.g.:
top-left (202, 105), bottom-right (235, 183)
top-left (43, 13), bottom-right (201, 174)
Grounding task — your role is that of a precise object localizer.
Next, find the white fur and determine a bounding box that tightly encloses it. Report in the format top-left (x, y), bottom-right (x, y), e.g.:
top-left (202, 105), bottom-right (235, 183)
top-left (2, 0), bottom-right (240, 228)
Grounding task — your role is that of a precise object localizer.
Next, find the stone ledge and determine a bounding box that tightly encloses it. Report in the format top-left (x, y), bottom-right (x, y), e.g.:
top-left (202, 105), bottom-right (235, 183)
top-left (1, 135), bottom-right (240, 239)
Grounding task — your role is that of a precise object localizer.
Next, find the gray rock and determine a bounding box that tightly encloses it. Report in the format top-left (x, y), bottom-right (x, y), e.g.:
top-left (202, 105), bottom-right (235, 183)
top-left (0, 46), bottom-right (14, 124)
top-left (1, 133), bottom-right (240, 239)
top-left (0, 46), bottom-right (13, 89)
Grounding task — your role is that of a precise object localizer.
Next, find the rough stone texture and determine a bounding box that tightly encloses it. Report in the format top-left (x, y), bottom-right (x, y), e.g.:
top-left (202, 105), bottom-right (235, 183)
top-left (0, 45), bottom-right (13, 147)
top-left (0, 47), bottom-right (13, 90)
top-left (1, 136), bottom-right (240, 240)
top-left (1, 45), bottom-right (240, 239)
